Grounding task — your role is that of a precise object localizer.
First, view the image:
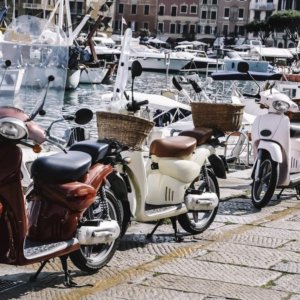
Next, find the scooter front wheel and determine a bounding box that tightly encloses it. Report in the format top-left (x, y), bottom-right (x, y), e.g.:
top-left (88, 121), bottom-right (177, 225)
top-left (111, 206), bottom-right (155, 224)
top-left (178, 169), bottom-right (219, 235)
top-left (251, 154), bottom-right (278, 209)
top-left (70, 188), bottom-right (123, 273)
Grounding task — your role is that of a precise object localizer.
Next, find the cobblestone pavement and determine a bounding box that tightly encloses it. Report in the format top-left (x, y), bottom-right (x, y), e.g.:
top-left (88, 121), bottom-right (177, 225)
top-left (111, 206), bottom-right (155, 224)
top-left (2, 169), bottom-right (300, 299)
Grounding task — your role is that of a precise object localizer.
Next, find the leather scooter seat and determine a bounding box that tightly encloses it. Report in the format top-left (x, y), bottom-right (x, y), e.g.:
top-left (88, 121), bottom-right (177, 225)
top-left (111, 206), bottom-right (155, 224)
top-left (31, 151), bottom-right (91, 183)
top-left (150, 136), bottom-right (196, 158)
top-left (290, 124), bottom-right (300, 138)
top-left (69, 140), bottom-right (109, 164)
top-left (178, 127), bottom-right (213, 146)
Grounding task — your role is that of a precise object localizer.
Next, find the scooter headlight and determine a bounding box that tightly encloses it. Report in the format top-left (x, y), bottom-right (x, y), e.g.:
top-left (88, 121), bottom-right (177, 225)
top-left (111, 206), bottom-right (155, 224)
top-left (0, 117), bottom-right (28, 140)
top-left (272, 100), bottom-right (290, 113)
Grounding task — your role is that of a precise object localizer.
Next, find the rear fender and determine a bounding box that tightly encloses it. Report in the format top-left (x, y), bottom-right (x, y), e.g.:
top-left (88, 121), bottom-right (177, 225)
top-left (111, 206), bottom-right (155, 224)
top-left (208, 154), bottom-right (227, 179)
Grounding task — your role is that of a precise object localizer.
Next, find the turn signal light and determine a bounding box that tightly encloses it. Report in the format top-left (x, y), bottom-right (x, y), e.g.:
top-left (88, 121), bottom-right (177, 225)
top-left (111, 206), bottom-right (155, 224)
top-left (33, 144), bottom-right (42, 153)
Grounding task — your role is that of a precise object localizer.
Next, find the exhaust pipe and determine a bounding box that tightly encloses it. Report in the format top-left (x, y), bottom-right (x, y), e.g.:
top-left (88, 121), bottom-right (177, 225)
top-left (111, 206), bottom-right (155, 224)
top-left (184, 192), bottom-right (219, 211)
top-left (77, 220), bottom-right (120, 245)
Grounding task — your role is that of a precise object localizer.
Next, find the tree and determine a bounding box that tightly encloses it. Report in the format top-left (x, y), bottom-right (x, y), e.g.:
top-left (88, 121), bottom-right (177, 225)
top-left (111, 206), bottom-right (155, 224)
top-left (245, 20), bottom-right (272, 45)
top-left (267, 10), bottom-right (300, 47)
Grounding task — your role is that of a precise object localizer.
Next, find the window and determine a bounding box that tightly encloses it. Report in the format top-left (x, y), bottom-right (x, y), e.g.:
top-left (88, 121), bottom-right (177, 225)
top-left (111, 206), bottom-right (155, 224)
top-left (131, 5), bottom-right (137, 14)
top-left (211, 11), bottom-right (217, 20)
top-left (118, 4), bottom-right (124, 14)
top-left (197, 25), bottom-right (201, 34)
top-left (158, 5), bottom-right (164, 16)
top-left (143, 22), bottom-right (149, 29)
top-left (224, 8), bottom-right (229, 18)
top-left (267, 0), bottom-right (273, 2)
top-left (171, 6), bottom-right (177, 16)
top-left (223, 25), bottom-right (228, 34)
top-left (144, 5), bottom-right (149, 15)
top-left (170, 23), bottom-right (176, 34)
top-left (254, 10), bottom-right (260, 21)
top-left (158, 22), bottom-right (164, 33)
top-left (203, 0), bottom-right (207, 4)
top-left (183, 24), bottom-right (188, 33)
top-left (205, 25), bottom-right (211, 34)
top-left (77, 2), bottom-right (82, 11)
top-left (238, 9), bottom-right (244, 19)
top-left (190, 5), bottom-right (197, 14)
top-left (212, 0), bottom-right (218, 4)
top-left (190, 24), bottom-right (195, 34)
top-left (201, 10), bottom-right (207, 19)
top-left (176, 23), bottom-right (181, 34)
top-left (180, 5), bottom-right (187, 13)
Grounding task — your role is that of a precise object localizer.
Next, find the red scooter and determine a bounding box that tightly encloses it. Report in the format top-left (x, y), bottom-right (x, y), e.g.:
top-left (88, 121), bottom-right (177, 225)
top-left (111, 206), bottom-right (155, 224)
top-left (0, 15), bottom-right (123, 287)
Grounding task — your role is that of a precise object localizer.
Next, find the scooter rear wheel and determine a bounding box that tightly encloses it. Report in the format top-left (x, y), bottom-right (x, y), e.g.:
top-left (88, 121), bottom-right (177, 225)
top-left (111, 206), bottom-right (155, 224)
top-left (70, 188), bottom-right (123, 273)
top-left (178, 169), bottom-right (219, 235)
top-left (251, 154), bottom-right (278, 209)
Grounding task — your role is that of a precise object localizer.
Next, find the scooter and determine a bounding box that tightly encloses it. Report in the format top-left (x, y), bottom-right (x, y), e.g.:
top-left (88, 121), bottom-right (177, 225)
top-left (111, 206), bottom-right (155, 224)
top-left (74, 61), bottom-right (226, 240)
top-left (238, 63), bottom-right (300, 208)
top-left (0, 16), bottom-right (122, 287)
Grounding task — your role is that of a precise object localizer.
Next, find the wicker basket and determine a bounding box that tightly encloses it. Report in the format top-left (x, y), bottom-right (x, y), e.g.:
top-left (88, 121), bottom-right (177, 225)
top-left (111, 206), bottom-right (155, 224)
top-left (96, 111), bottom-right (154, 150)
top-left (191, 102), bottom-right (245, 132)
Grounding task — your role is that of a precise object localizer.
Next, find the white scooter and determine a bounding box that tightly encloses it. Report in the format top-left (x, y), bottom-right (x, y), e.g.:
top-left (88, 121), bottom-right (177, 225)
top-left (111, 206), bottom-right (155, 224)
top-left (240, 63), bottom-right (300, 208)
top-left (89, 61), bottom-right (226, 240)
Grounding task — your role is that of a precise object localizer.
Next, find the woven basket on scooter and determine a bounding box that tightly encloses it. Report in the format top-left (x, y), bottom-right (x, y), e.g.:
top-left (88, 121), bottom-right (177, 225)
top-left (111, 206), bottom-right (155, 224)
top-left (96, 111), bottom-right (154, 150)
top-left (191, 101), bottom-right (245, 132)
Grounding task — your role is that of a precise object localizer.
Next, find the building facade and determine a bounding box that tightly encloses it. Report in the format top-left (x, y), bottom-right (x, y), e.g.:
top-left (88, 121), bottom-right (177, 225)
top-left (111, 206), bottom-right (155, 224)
top-left (114, 0), bottom-right (158, 35)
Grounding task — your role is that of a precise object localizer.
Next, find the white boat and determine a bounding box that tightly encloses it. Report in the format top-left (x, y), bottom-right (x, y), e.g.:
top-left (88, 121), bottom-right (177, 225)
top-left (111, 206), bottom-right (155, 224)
top-left (79, 63), bottom-right (110, 84)
top-left (66, 68), bottom-right (81, 89)
top-left (129, 44), bottom-right (190, 73)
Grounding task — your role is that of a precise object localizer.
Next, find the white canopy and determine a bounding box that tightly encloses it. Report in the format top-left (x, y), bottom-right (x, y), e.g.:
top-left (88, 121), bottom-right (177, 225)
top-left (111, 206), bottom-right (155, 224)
top-left (251, 47), bottom-right (293, 59)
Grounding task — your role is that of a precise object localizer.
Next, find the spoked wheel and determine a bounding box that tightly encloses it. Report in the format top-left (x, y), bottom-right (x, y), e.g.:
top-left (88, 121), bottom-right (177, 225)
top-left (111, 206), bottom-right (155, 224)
top-left (70, 188), bottom-right (123, 273)
top-left (178, 169), bottom-right (220, 235)
top-left (251, 152), bottom-right (278, 209)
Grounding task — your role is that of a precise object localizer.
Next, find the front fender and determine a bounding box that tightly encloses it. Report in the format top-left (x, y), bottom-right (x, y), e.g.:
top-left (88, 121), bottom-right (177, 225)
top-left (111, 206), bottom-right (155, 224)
top-left (257, 140), bottom-right (282, 163)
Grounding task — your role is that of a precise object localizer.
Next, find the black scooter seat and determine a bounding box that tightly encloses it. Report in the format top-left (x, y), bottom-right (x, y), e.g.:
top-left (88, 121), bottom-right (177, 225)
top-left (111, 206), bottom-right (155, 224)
top-left (290, 124), bottom-right (300, 138)
top-left (69, 140), bottom-right (109, 164)
top-left (31, 151), bottom-right (91, 183)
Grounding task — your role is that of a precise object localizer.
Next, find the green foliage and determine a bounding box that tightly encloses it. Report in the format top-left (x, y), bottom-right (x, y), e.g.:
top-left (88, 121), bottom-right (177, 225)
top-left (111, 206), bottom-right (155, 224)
top-left (245, 20), bottom-right (272, 44)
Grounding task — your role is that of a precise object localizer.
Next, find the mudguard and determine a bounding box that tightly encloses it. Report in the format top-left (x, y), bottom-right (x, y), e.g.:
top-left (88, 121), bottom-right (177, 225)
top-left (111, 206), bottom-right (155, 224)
top-left (106, 171), bottom-right (131, 236)
top-left (258, 140), bottom-right (283, 163)
top-left (208, 154), bottom-right (227, 179)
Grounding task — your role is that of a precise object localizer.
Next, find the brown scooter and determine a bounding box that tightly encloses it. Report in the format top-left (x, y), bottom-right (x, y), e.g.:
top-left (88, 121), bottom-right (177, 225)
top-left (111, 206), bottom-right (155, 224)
top-left (0, 77), bottom-right (123, 287)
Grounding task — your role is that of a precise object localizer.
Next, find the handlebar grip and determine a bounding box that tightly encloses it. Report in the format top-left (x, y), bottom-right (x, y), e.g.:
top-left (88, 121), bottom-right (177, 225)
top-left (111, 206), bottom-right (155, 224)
top-left (127, 100), bottom-right (149, 112)
top-left (243, 93), bottom-right (261, 99)
top-left (136, 100), bottom-right (149, 108)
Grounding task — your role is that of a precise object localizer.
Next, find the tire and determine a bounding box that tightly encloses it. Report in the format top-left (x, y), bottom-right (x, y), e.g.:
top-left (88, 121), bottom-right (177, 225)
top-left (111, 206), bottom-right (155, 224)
top-left (70, 188), bottom-right (123, 273)
top-left (251, 152), bottom-right (278, 209)
top-left (178, 168), bottom-right (219, 235)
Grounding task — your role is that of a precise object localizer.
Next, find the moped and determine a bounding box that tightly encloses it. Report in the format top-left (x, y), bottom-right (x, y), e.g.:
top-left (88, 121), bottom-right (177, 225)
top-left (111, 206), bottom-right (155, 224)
top-left (238, 63), bottom-right (300, 208)
top-left (0, 15), bottom-right (122, 287)
top-left (77, 61), bottom-right (226, 240)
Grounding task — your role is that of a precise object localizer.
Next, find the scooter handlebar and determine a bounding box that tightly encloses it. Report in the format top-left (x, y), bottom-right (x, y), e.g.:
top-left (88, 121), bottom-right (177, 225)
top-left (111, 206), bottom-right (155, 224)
top-left (127, 100), bottom-right (149, 112)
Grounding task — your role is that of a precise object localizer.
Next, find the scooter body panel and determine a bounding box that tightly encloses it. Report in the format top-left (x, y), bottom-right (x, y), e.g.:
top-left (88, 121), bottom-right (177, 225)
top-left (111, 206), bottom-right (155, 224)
top-left (252, 113), bottom-right (291, 186)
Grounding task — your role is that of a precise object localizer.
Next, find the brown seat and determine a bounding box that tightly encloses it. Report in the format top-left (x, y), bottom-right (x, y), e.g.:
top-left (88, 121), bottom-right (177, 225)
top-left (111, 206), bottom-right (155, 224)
top-left (178, 127), bottom-right (213, 146)
top-left (150, 136), bottom-right (196, 158)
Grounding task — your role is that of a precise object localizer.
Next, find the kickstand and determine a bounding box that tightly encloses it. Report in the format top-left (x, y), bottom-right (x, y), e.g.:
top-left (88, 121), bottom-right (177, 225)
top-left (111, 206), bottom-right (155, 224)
top-left (29, 260), bottom-right (49, 282)
top-left (171, 217), bottom-right (184, 242)
top-left (277, 188), bottom-right (285, 200)
top-left (146, 219), bottom-right (164, 239)
top-left (60, 255), bottom-right (77, 287)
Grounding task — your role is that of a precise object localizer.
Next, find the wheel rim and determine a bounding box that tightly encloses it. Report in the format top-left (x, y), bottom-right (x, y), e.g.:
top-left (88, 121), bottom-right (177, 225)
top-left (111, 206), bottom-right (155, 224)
top-left (79, 195), bottom-right (117, 266)
top-left (187, 173), bottom-right (218, 230)
top-left (253, 159), bottom-right (272, 202)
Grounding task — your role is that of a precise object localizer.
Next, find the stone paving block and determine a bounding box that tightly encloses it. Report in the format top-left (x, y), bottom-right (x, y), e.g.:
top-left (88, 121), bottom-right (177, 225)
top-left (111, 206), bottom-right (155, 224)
top-left (98, 283), bottom-right (206, 300)
top-left (226, 233), bottom-right (289, 248)
top-left (145, 258), bottom-right (281, 287)
top-left (279, 240), bottom-right (300, 252)
top-left (290, 295), bottom-right (300, 300)
top-left (246, 227), bottom-right (300, 241)
top-left (271, 261), bottom-right (300, 274)
top-left (272, 274), bottom-right (300, 294)
top-left (202, 242), bottom-right (300, 265)
top-left (143, 274), bottom-right (288, 300)
top-left (263, 215), bottom-right (300, 231)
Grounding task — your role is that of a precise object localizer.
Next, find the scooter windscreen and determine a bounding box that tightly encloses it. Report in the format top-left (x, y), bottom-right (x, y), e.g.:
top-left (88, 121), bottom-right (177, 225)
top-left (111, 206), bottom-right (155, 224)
top-left (0, 15), bottom-right (68, 128)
